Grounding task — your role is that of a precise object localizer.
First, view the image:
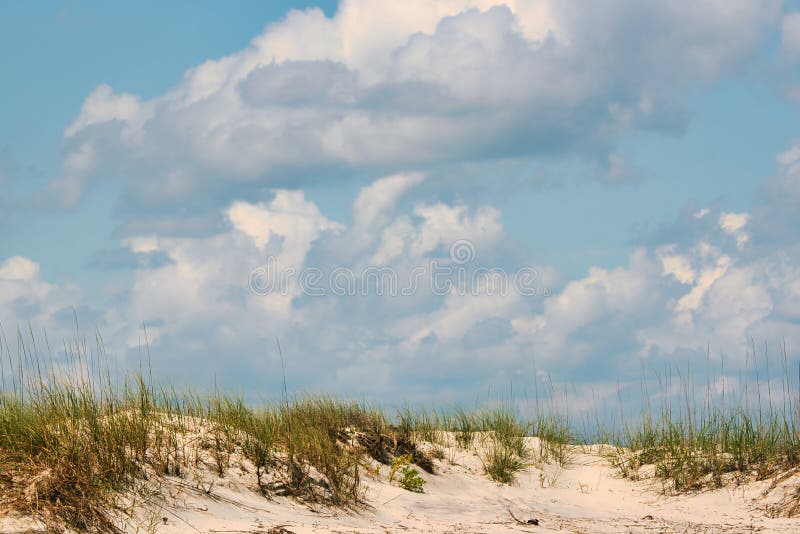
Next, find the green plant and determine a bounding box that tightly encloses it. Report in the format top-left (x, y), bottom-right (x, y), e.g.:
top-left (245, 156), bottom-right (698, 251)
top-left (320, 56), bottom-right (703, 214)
top-left (4, 325), bottom-right (800, 529)
top-left (450, 407), bottom-right (477, 449)
top-left (481, 441), bottom-right (527, 484)
top-left (399, 466), bottom-right (426, 493)
top-left (389, 453), bottom-right (426, 493)
top-left (474, 407), bottom-right (530, 484)
top-left (603, 342), bottom-right (800, 494)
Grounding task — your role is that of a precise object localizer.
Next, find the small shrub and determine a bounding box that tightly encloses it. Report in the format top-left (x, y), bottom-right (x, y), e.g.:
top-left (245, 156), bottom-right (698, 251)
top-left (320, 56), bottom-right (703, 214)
top-left (399, 466), bottom-right (425, 493)
top-left (389, 454), bottom-right (426, 493)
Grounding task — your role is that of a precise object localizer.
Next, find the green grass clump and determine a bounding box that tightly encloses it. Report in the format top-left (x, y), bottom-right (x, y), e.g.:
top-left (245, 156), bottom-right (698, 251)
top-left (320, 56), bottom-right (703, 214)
top-left (389, 453), bottom-right (426, 492)
top-left (0, 373), bottom-right (396, 528)
top-left (606, 344), bottom-right (800, 493)
top-left (610, 405), bottom-right (800, 491)
top-left (531, 411), bottom-right (573, 466)
top-left (481, 440), bottom-right (527, 484)
top-left (272, 397), bottom-right (383, 504)
top-left (476, 407), bottom-right (530, 483)
top-left (434, 405), bottom-right (532, 483)
top-left (450, 407), bottom-right (479, 449)
top-left (0, 380), bottom-right (153, 531)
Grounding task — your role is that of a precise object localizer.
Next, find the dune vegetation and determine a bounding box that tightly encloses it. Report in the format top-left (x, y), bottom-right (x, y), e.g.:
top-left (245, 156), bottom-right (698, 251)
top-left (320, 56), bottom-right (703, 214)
top-left (1, 330), bottom-right (799, 531)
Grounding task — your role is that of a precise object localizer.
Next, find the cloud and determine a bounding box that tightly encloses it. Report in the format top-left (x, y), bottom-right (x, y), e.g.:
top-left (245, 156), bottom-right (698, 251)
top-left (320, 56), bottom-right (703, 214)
top-left (511, 249), bottom-right (660, 364)
top-left (48, 0), bottom-right (779, 216)
top-left (782, 12), bottom-right (800, 61)
top-left (64, 84), bottom-right (143, 139)
top-left (95, 144), bottom-right (800, 397)
top-left (0, 256), bottom-right (81, 340)
top-left (718, 212), bottom-right (750, 249)
top-left (77, 174), bottom-right (549, 397)
top-left (10, 135), bottom-right (800, 401)
top-left (332, 172), bottom-right (424, 261)
top-left (9, 1), bottom-right (799, 402)
top-left (0, 256), bottom-right (40, 281)
top-left (88, 247), bottom-right (174, 270)
top-left (227, 190), bottom-right (343, 262)
top-left (752, 141), bottom-right (800, 245)
top-left (504, 142), bottom-right (800, 376)
top-left (240, 60), bottom-right (358, 107)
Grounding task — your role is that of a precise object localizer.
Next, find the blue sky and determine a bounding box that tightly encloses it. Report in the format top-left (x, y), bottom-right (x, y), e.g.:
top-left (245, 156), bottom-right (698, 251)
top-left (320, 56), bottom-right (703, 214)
top-left (2, 1), bottom-right (800, 404)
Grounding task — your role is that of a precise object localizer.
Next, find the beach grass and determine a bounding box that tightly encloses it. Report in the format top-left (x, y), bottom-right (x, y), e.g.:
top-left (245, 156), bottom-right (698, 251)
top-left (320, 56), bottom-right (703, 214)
top-left (604, 343), bottom-right (800, 491)
top-left (2, 329), bottom-right (799, 530)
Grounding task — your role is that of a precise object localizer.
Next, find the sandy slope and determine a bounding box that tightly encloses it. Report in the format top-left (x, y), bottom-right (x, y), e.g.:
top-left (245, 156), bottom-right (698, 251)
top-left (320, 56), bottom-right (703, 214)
top-left (4, 437), bottom-right (800, 533)
top-left (130, 438), bottom-right (800, 533)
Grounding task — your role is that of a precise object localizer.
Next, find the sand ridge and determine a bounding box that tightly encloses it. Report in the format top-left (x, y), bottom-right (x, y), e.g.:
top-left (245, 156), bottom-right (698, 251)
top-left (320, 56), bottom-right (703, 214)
top-left (40, 436), bottom-right (793, 533)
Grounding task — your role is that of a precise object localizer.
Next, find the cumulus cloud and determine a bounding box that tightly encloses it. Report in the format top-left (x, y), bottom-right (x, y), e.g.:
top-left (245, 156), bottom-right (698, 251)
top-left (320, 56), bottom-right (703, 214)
top-left (509, 205), bottom-right (796, 378)
top-left (49, 0), bottom-right (779, 216)
top-left (0, 256), bottom-right (81, 341)
top-left (718, 212), bottom-right (750, 249)
top-left (338, 172), bottom-right (424, 260)
top-left (64, 84), bottom-right (144, 139)
top-left (9, 139), bottom-right (800, 401)
top-left (0, 257), bottom-right (40, 281)
top-left (73, 174), bottom-right (547, 397)
top-left (511, 249), bottom-right (662, 368)
top-left (10, 1), bottom-right (799, 402)
top-left (76, 135), bottom-right (796, 400)
top-left (497, 140), bottom-right (800, 380)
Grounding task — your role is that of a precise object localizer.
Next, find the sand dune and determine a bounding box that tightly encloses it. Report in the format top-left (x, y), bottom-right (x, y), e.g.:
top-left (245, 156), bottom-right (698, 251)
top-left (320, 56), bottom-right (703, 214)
top-left (32, 437), bottom-right (790, 533)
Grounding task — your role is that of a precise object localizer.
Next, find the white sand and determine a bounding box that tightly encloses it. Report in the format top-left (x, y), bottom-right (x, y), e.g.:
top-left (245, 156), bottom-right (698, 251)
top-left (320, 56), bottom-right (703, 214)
top-left (92, 437), bottom-right (800, 533)
top-left (3, 435), bottom-right (800, 533)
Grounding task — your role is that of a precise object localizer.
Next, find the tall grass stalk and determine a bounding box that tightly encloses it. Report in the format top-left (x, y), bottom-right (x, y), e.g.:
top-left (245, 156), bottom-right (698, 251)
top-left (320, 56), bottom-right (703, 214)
top-left (608, 342), bottom-right (800, 492)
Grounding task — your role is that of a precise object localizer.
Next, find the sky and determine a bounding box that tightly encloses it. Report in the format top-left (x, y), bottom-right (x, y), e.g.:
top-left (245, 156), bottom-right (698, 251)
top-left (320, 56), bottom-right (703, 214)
top-left (2, 0), bottom-right (800, 406)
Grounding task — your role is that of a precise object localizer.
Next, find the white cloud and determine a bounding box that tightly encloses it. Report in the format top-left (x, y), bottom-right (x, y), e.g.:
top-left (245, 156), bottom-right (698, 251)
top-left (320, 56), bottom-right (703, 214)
top-left (344, 172), bottom-right (424, 260)
top-left (512, 249), bottom-right (658, 361)
top-left (0, 257), bottom-right (80, 339)
top-left (11, 147), bottom-right (800, 399)
top-left (0, 256), bottom-right (40, 281)
top-left (10, 1), bottom-right (799, 400)
top-left (64, 84), bottom-right (143, 138)
top-left (113, 190), bottom-right (344, 350)
top-left (657, 245), bottom-right (695, 284)
top-left (227, 190), bottom-right (343, 264)
top-left (51, 0), bottom-right (780, 210)
top-left (718, 212), bottom-right (750, 249)
top-left (782, 12), bottom-right (800, 61)
top-left (92, 175), bottom-right (529, 393)
top-left (408, 203), bottom-right (503, 259)
top-left (674, 253), bottom-right (730, 315)
top-left (400, 284), bottom-right (522, 345)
